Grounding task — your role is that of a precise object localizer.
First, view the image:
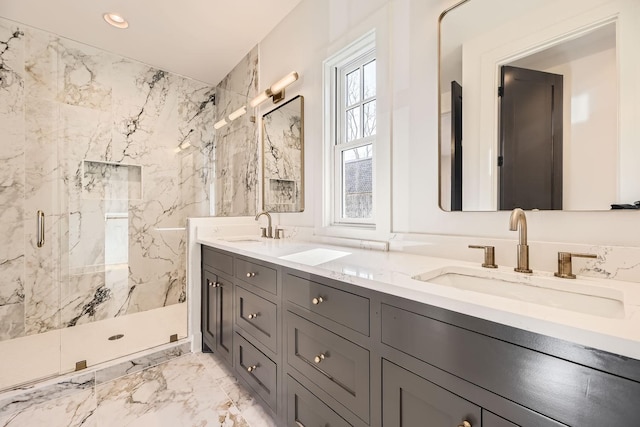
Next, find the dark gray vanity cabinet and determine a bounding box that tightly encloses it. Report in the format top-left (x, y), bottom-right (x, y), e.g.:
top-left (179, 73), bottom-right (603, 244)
top-left (201, 248), bottom-right (234, 367)
top-left (203, 246), bottom-right (283, 418)
top-left (382, 360), bottom-right (480, 427)
top-left (202, 246), bottom-right (640, 427)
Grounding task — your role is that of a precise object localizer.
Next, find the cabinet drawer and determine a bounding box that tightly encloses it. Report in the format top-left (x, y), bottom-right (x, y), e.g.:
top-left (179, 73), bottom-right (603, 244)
top-left (381, 303), bottom-right (631, 426)
top-left (284, 273), bottom-right (369, 335)
top-left (382, 359), bottom-right (480, 427)
top-left (287, 375), bottom-right (351, 427)
top-left (234, 333), bottom-right (277, 412)
top-left (236, 258), bottom-right (277, 295)
top-left (483, 411), bottom-right (517, 427)
top-left (202, 247), bottom-right (233, 276)
top-left (236, 285), bottom-right (278, 353)
top-left (286, 312), bottom-right (369, 423)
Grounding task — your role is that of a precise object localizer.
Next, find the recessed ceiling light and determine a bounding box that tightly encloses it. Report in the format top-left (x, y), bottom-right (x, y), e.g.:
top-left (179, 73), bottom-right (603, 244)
top-left (103, 13), bottom-right (129, 29)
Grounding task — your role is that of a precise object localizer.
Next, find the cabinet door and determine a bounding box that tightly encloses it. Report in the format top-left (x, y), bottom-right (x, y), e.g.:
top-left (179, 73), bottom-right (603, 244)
top-left (216, 275), bottom-right (234, 366)
top-left (202, 269), bottom-right (218, 350)
top-left (382, 360), bottom-right (480, 427)
top-left (483, 411), bottom-right (517, 427)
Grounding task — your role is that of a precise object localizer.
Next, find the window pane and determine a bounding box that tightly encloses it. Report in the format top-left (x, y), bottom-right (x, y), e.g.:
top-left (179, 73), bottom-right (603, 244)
top-left (363, 60), bottom-right (376, 99)
top-left (363, 101), bottom-right (376, 137)
top-left (346, 69), bottom-right (361, 107)
top-left (342, 144), bottom-right (373, 219)
top-left (346, 107), bottom-right (361, 142)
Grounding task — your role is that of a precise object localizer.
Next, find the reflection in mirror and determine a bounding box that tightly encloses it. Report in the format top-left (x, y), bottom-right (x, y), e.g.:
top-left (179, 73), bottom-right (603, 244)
top-left (262, 95), bottom-right (304, 212)
top-left (439, 0), bottom-right (640, 211)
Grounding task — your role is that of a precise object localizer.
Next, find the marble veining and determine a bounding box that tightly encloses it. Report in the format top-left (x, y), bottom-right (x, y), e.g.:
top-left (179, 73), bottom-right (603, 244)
top-left (214, 45), bottom-right (259, 217)
top-left (0, 15), bottom-right (215, 352)
top-left (0, 346), bottom-right (264, 426)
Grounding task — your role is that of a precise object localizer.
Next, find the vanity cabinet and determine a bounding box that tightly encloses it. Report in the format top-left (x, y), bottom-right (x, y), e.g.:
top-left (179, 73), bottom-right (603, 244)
top-left (201, 245), bottom-right (640, 427)
top-left (202, 248), bottom-right (234, 367)
top-left (382, 360), bottom-right (480, 427)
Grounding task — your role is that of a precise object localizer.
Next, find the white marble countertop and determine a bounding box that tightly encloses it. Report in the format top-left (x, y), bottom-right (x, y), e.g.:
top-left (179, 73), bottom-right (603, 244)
top-left (196, 231), bottom-right (640, 360)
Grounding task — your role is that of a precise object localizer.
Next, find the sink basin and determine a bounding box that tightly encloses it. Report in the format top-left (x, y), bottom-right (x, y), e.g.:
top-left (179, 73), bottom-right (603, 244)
top-left (412, 267), bottom-right (625, 318)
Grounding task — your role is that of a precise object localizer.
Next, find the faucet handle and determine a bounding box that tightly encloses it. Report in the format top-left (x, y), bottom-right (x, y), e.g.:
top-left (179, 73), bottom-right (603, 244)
top-left (274, 227), bottom-right (285, 240)
top-left (260, 227), bottom-right (267, 238)
top-left (468, 245), bottom-right (498, 268)
top-left (554, 251), bottom-right (598, 279)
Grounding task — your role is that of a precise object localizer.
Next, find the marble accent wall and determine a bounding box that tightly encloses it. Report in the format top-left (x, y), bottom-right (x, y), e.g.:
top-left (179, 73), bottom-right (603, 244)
top-left (213, 47), bottom-right (259, 216)
top-left (0, 17), bottom-right (214, 341)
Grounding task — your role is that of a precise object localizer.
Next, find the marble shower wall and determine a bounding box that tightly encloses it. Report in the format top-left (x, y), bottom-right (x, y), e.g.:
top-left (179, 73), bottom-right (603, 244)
top-left (213, 46), bottom-right (259, 216)
top-left (0, 17), bottom-right (214, 341)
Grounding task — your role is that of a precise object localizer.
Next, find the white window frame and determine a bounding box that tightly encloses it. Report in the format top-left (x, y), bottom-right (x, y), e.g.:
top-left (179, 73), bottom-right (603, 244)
top-left (324, 32), bottom-right (377, 227)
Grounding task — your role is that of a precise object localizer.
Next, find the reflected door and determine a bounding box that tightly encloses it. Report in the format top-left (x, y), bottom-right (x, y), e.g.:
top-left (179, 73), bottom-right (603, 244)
top-left (499, 66), bottom-right (563, 210)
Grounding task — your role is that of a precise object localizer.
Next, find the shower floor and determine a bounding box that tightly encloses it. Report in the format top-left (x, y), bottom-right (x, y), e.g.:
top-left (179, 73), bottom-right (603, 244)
top-left (0, 303), bottom-right (188, 391)
top-left (0, 352), bottom-right (276, 426)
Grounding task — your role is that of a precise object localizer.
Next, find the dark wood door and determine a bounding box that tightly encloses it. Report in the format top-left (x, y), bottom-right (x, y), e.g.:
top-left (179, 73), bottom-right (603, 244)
top-left (382, 359), bottom-right (480, 427)
top-left (216, 275), bottom-right (234, 366)
top-left (451, 80), bottom-right (463, 211)
top-left (499, 65), bottom-right (563, 210)
top-left (202, 269), bottom-right (218, 351)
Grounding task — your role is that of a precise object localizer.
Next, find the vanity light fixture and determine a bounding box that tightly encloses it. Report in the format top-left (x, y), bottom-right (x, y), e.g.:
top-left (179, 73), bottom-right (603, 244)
top-left (228, 106), bottom-right (247, 121)
top-left (249, 71), bottom-right (299, 107)
top-left (103, 13), bottom-right (129, 29)
top-left (213, 118), bottom-right (228, 129)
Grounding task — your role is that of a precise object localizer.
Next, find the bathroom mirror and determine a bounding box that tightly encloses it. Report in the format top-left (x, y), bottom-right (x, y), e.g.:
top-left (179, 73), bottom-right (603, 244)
top-left (261, 95), bottom-right (304, 212)
top-left (439, 0), bottom-right (640, 212)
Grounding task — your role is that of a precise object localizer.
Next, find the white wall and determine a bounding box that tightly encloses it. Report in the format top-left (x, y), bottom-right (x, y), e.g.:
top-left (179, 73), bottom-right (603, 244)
top-left (256, 0), bottom-right (640, 247)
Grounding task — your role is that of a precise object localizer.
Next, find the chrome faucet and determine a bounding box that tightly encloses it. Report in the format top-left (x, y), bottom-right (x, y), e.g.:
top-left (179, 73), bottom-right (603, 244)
top-left (509, 208), bottom-right (532, 273)
top-left (255, 211), bottom-right (273, 238)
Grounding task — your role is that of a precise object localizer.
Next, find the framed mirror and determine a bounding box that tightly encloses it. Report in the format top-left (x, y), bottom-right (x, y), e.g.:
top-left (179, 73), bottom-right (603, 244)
top-left (261, 95), bottom-right (304, 212)
top-left (439, 0), bottom-right (640, 212)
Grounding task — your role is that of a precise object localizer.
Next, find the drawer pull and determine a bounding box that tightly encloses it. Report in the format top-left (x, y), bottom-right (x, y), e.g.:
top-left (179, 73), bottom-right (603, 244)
top-left (458, 421), bottom-right (472, 427)
top-left (247, 365), bottom-right (258, 373)
top-left (246, 272), bottom-right (257, 278)
top-left (207, 279), bottom-right (213, 287)
top-left (314, 353), bottom-right (326, 364)
top-left (247, 313), bottom-right (259, 319)
top-left (312, 296), bottom-right (324, 305)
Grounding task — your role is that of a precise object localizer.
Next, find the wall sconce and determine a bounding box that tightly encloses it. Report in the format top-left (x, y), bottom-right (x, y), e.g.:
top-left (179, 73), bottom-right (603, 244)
top-left (250, 71), bottom-right (299, 108)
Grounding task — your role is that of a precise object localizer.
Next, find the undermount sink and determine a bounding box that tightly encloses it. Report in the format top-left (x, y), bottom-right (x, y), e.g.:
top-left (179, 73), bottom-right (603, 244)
top-left (412, 267), bottom-right (625, 319)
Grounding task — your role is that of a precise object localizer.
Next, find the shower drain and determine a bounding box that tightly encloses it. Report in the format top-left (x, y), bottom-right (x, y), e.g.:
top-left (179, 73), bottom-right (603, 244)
top-left (108, 334), bottom-right (124, 341)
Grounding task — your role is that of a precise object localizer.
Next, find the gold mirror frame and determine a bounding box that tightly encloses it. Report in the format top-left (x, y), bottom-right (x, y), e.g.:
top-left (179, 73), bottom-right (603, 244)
top-left (261, 95), bottom-right (304, 213)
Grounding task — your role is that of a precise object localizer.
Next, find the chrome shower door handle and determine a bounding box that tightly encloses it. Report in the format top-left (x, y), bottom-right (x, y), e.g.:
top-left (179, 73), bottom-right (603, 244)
top-left (37, 210), bottom-right (45, 248)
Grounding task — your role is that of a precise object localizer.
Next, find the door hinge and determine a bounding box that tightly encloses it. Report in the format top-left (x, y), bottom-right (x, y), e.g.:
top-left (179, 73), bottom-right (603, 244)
top-left (498, 156), bottom-right (504, 167)
top-left (498, 86), bottom-right (504, 97)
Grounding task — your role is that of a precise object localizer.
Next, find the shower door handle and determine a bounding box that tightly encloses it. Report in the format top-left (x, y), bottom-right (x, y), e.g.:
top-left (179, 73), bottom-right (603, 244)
top-left (37, 210), bottom-right (45, 248)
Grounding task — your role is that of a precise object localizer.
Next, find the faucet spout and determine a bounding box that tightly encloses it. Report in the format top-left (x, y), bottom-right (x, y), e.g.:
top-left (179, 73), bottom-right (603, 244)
top-left (255, 211), bottom-right (273, 238)
top-left (509, 208), bottom-right (532, 273)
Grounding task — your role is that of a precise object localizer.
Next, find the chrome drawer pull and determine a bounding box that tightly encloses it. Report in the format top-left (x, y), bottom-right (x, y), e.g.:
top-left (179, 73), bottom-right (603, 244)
top-left (246, 272), bottom-right (257, 278)
top-left (312, 296), bottom-right (324, 305)
top-left (247, 365), bottom-right (258, 373)
top-left (314, 353), bottom-right (326, 364)
top-left (247, 313), bottom-right (259, 319)
top-left (458, 421), bottom-right (471, 427)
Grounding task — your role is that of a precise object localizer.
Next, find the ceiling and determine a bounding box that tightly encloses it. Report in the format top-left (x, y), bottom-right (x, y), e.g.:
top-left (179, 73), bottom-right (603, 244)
top-left (0, 0), bottom-right (301, 85)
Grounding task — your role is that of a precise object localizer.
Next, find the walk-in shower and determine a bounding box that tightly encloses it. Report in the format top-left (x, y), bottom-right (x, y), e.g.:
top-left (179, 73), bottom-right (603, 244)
top-left (0, 18), bottom-right (214, 391)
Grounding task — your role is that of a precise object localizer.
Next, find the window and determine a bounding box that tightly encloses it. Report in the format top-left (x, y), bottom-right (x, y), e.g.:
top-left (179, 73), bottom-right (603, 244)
top-left (326, 34), bottom-right (376, 225)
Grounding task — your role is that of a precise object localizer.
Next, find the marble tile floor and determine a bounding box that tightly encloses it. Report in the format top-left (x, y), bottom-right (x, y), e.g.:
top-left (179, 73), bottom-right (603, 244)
top-left (0, 352), bottom-right (278, 427)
